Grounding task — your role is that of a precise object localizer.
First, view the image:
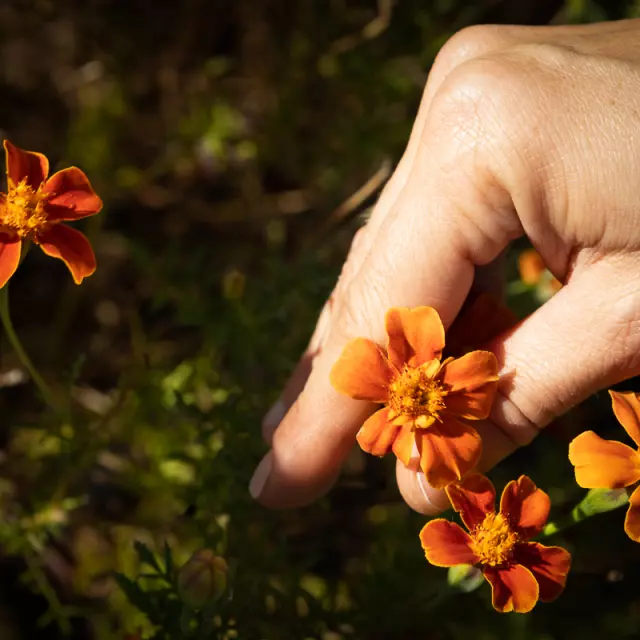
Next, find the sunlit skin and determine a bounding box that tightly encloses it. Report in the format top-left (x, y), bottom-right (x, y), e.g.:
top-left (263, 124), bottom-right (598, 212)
top-left (0, 140), bottom-right (103, 287)
top-left (420, 474), bottom-right (571, 613)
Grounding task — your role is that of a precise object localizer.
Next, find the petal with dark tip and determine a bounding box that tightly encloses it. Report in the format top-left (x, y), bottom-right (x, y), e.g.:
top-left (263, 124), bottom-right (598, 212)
top-left (499, 475), bottom-right (550, 540)
top-left (4, 140), bottom-right (49, 188)
top-left (513, 542), bottom-right (571, 602)
top-left (42, 167), bottom-right (103, 220)
top-left (330, 338), bottom-right (394, 402)
top-left (392, 425), bottom-right (415, 467)
top-left (356, 408), bottom-right (399, 457)
top-left (484, 564), bottom-right (539, 613)
top-left (568, 431), bottom-right (640, 489)
top-left (624, 486), bottom-right (640, 542)
top-left (445, 292), bottom-right (518, 358)
top-left (37, 224), bottom-right (96, 284)
top-left (419, 519), bottom-right (479, 567)
top-left (610, 391), bottom-right (640, 448)
top-left (446, 473), bottom-right (496, 530)
top-left (440, 350), bottom-right (499, 394)
top-left (0, 234), bottom-right (21, 288)
top-left (385, 306), bottom-right (445, 370)
top-left (417, 418), bottom-right (482, 490)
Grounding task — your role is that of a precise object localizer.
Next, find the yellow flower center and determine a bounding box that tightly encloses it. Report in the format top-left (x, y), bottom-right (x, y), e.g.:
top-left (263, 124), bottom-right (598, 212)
top-left (470, 513), bottom-right (518, 567)
top-left (388, 362), bottom-right (447, 427)
top-left (1, 179), bottom-right (51, 239)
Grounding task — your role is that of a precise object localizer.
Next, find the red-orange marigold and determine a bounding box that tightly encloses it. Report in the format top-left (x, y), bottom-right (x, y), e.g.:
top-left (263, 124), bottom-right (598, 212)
top-left (569, 390), bottom-right (640, 542)
top-left (0, 140), bottom-right (102, 287)
top-left (420, 474), bottom-right (571, 613)
top-left (329, 306), bottom-right (499, 489)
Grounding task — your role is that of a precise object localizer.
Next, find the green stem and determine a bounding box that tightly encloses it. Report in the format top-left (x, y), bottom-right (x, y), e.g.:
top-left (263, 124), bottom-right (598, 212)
top-left (0, 283), bottom-right (59, 411)
top-left (542, 487), bottom-right (630, 538)
top-left (25, 555), bottom-right (72, 636)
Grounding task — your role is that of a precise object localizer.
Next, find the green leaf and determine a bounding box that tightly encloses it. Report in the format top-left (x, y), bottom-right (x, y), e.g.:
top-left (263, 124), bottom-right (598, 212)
top-left (135, 540), bottom-right (161, 572)
top-left (114, 573), bottom-right (153, 615)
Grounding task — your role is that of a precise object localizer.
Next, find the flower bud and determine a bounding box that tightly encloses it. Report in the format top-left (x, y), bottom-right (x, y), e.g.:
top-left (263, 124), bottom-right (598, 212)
top-left (447, 563), bottom-right (484, 593)
top-left (177, 550), bottom-right (228, 609)
top-left (576, 487), bottom-right (629, 519)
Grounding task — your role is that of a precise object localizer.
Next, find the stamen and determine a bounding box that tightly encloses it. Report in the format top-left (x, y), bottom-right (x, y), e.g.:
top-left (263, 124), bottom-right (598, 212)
top-left (1, 179), bottom-right (51, 239)
top-left (470, 513), bottom-right (518, 567)
top-left (387, 361), bottom-right (447, 426)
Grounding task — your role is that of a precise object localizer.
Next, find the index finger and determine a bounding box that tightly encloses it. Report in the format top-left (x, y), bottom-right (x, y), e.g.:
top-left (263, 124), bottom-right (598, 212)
top-left (249, 61), bottom-right (520, 508)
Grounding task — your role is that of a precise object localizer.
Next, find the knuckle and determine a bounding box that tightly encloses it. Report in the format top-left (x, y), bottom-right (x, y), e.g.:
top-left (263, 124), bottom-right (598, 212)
top-left (426, 50), bottom-right (551, 176)
top-left (433, 55), bottom-right (528, 135)
top-left (433, 24), bottom-right (508, 78)
top-left (428, 39), bottom-right (579, 156)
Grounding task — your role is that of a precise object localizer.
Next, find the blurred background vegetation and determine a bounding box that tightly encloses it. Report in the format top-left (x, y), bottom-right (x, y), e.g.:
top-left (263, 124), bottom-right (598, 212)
top-left (1, 0), bottom-right (640, 638)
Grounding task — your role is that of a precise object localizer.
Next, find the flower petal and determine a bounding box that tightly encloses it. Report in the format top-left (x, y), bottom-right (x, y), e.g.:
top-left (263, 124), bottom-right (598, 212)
top-left (439, 350), bottom-right (499, 394)
top-left (446, 473), bottom-right (496, 531)
top-left (4, 140), bottom-right (49, 188)
top-left (444, 384), bottom-right (499, 421)
top-left (610, 390), bottom-right (640, 448)
top-left (499, 475), bottom-right (550, 540)
top-left (439, 352), bottom-right (499, 421)
top-left (330, 338), bottom-right (393, 403)
top-left (568, 430), bottom-right (640, 489)
top-left (0, 234), bottom-right (22, 288)
top-left (42, 167), bottom-right (103, 220)
top-left (385, 306), bottom-right (445, 370)
top-left (483, 564), bottom-right (539, 613)
top-left (37, 224), bottom-right (96, 284)
top-left (624, 486), bottom-right (640, 543)
top-left (392, 425), bottom-right (415, 467)
top-left (518, 248), bottom-right (546, 286)
top-left (417, 418), bottom-right (482, 489)
top-left (513, 542), bottom-right (571, 603)
top-left (419, 519), bottom-right (479, 567)
top-left (356, 408), bottom-right (399, 457)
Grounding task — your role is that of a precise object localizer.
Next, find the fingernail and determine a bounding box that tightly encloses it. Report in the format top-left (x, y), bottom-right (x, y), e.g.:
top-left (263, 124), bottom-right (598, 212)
top-left (263, 399), bottom-right (286, 431)
top-left (497, 365), bottom-right (515, 379)
top-left (416, 471), bottom-right (439, 514)
top-left (249, 451), bottom-right (273, 500)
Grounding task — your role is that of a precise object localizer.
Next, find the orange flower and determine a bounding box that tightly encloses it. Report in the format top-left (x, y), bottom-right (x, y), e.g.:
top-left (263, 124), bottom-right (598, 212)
top-left (569, 390), bottom-right (640, 542)
top-left (420, 474), bottom-right (571, 613)
top-left (329, 306), bottom-right (499, 488)
top-left (518, 249), bottom-right (562, 293)
top-left (0, 140), bottom-right (102, 287)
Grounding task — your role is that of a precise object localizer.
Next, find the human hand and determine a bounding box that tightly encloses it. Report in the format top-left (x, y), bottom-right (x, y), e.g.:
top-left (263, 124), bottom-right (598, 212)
top-left (250, 19), bottom-right (640, 514)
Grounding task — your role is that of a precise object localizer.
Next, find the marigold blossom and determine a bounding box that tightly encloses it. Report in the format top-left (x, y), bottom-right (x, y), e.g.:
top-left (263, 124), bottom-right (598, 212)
top-left (518, 249), bottom-right (562, 294)
top-left (0, 140), bottom-right (102, 287)
top-left (329, 306), bottom-right (499, 489)
top-left (445, 292), bottom-right (518, 359)
top-left (569, 390), bottom-right (640, 542)
top-left (420, 474), bottom-right (571, 613)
